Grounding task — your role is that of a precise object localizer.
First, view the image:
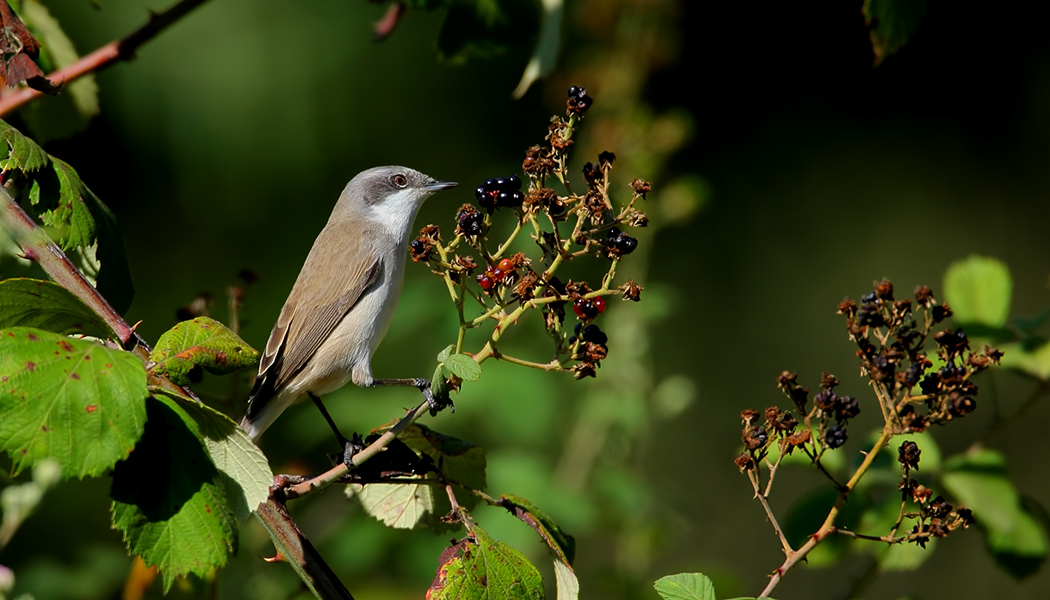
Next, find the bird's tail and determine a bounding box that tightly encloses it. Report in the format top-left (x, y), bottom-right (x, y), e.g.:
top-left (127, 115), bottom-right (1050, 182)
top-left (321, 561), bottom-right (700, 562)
top-left (241, 376), bottom-right (288, 442)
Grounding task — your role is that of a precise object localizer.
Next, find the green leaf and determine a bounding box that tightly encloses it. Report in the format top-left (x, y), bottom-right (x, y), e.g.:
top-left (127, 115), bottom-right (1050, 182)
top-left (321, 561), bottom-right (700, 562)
top-left (437, 344), bottom-right (454, 363)
top-left (150, 317), bottom-right (259, 385)
top-left (943, 255), bottom-right (1012, 331)
top-left (159, 393), bottom-right (272, 520)
top-left (428, 524), bottom-right (544, 599)
top-left (0, 278), bottom-right (112, 338)
top-left (401, 423), bottom-right (487, 492)
top-left (653, 572), bottom-right (716, 600)
top-left (445, 353), bottom-right (482, 382)
top-left (0, 327), bottom-right (148, 478)
top-left (862, 0), bottom-right (928, 66)
top-left (500, 494), bottom-right (576, 565)
top-left (110, 395), bottom-right (238, 591)
top-left (941, 448), bottom-right (1048, 578)
top-left (347, 479), bottom-right (434, 529)
top-left (998, 339), bottom-right (1050, 381)
top-left (0, 120), bottom-right (135, 313)
top-left (0, 120), bottom-right (48, 173)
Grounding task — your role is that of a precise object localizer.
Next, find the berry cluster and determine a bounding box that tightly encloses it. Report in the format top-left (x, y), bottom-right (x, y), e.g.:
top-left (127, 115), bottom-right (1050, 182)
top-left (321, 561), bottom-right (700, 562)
top-left (569, 322), bottom-right (608, 379)
top-left (567, 85), bottom-right (593, 114)
top-left (605, 227), bottom-right (638, 257)
top-left (476, 258), bottom-right (516, 292)
top-left (572, 296), bottom-right (606, 319)
top-left (456, 204), bottom-right (484, 238)
top-left (475, 175), bottom-right (524, 211)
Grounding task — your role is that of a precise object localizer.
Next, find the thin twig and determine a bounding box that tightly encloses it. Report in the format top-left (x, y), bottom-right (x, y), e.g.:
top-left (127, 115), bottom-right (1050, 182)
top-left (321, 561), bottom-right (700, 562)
top-left (0, 0), bottom-right (210, 116)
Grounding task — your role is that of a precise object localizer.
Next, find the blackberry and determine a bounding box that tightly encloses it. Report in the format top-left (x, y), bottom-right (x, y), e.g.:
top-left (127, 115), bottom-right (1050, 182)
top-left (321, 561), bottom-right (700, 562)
top-left (573, 298), bottom-right (599, 319)
top-left (567, 85), bottom-right (593, 114)
top-left (507, 174), bottom-right (521, 190)
top-left (824, 424), bottom-right (848, 449)
top-left (475, 175), bottom-right (525, 210)
top-left (582, 324), bottom-right (607, 345)
top-left (456, 206), bottom-right (484, 237)
top-left (605, 227), bottom-right (638, 256)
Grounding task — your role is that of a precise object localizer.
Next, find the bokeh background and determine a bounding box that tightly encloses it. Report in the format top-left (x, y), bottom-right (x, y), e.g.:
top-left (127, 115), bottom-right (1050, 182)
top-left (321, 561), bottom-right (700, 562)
top-left (3, 0), bottom-right (1050, 598)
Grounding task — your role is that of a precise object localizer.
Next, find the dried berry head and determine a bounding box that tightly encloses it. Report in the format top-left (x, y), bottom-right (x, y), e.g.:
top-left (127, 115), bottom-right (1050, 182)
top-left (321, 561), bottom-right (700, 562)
top-left (630, 178), bottom-right (652, 196)
top-left (837, 297), bottom-right (858, 318)
top-left (914, 285), bottom-right (934, 306)
top-left (619, 279), bottom-right (643, 302)
top-left (875, 279), bottom-right (894, 301)
top-left (898, 440), bottom-right (921, 470)
top-left (823, 424), bottom-right (848, 449)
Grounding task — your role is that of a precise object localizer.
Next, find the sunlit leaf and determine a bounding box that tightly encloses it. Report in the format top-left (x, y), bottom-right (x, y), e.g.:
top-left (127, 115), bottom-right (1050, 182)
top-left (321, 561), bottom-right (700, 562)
top-left (943, 255), bottom-right (1012, 331)
top-left (653, 572), bottom-right (716, 600)
top-left (0, 327), bottom-right (147, 478)
top-left (445, 353), bottom-right (481, 382)
top-left (427, 524), bottom-right (543, 599)
top-left (348, 479), bottom-right (434, 529)
top-left (149, 317), bottom-right (259, 385)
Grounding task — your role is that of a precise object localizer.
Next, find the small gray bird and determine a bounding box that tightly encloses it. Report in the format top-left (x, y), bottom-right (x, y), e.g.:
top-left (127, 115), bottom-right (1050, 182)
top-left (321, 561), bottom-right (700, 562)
top-left (240, 166), bottom-right (457, 441)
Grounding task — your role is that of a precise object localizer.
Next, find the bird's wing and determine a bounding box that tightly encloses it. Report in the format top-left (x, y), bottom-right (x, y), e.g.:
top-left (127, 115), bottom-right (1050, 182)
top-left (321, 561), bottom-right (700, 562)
top-left (254, 223), bottom-right (381, 396)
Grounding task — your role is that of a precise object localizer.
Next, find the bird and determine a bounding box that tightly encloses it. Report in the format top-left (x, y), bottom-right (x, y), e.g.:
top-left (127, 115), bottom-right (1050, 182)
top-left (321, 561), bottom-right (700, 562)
top-left (240, 166), bottom-right (457, 442)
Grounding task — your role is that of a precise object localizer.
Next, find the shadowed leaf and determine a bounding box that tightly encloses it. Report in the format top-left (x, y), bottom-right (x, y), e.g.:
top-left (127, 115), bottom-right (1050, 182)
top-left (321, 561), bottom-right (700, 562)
top-left (0, 278), bottom-right (111, 337)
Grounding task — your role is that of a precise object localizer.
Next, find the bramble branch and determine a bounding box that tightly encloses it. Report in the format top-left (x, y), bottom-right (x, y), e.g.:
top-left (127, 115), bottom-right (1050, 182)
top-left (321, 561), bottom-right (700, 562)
top-left (0, 0), bottom-right (210, 116)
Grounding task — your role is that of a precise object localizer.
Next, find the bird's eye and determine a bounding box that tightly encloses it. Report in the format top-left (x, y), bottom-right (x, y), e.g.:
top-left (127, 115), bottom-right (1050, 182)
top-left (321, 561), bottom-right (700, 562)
top-left (392, 174), bottom-right (408, 188)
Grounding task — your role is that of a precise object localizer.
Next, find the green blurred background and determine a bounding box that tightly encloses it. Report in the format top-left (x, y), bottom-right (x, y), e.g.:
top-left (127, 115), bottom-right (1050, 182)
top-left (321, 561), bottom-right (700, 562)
top-left (4, 0), bottom-right (1050, 598)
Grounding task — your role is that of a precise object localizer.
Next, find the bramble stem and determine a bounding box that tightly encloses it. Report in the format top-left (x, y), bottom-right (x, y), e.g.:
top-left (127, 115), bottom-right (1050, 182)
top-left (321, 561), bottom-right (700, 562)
top-left (760, 429), bottom-right (892, 597)
top-left (0, 0), bottom-right (210, 116)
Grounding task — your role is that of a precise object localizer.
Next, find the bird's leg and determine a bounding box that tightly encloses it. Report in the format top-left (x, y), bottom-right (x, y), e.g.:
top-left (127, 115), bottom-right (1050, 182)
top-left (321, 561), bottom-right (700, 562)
top-left (370, 378), bottom-right (453, 415)
top-left (308, 392), bottom-right (361, 465)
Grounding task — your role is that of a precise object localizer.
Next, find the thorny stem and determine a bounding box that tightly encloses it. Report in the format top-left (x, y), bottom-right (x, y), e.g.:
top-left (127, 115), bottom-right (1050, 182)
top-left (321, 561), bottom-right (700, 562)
top-left (284, 400), bottom-right (431, 499)
top-left (489, 348), bottom-right (567, 372)
top-left (0, 0), bottom-right (210, 115)
top-left (759, 429), bottom-right (893, 598)
top-left (748, 463), bottom-right (793, 556)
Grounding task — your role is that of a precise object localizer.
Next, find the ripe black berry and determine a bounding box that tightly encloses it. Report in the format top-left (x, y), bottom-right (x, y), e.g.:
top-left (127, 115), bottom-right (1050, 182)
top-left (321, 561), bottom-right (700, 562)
top-left (507, 174), bottom-right (521, 190)
top-left (582, 324), bottom-right (607, 345)
top-left (457, 210), bottom-right (483, 237)
top-left (824, 424), bottom-right (848, 449)
top-left (573, 298), bottom-right (599, 319)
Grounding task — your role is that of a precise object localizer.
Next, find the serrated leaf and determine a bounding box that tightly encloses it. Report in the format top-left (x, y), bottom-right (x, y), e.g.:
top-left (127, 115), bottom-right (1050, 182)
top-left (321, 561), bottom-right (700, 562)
top-left (150, 317), bottom-right (259, 385)
top-left (653, 572), bottom-right (716, 600)
top-left (347, 479), bottom-right (434, 529)
top-left (445, 353), bottom-right (481, 382)
top-left (0, 120), bottom-right (134, 312)
top-left (943, 255), bottom-right (1012, 330)
top-left (427, 525), bottom-right (543, 599)
top-left (0, 278), bottom-right (111, 338)
top-left (110, 395), bottom-right (238, 591)
top-left (941, 448), bottom-right (1048, 578)
top-left (500, 494), bottom-right (575, 565)
top-left (0, 120), bottom-right (48, 173)
top-left (163, 394), bottom-right (272, 520)
top-left (0, 327), bottom-right (148, 478)
top-left (862, 0), bottom-right (927, 66)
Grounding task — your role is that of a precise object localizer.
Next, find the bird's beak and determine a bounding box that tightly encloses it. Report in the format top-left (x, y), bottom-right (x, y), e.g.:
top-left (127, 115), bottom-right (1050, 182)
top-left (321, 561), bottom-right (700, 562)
top-left (427, 180), bottom-right (458, 192)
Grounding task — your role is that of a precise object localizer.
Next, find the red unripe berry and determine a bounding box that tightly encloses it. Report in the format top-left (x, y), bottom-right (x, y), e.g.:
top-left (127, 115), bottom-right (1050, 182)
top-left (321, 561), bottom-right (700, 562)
top-left (593, 296), bottom-right (606, 313)
top-left (573, 299), bottom-right (586, 317)
top-left (497, 258), bottom-right (514, 273)
top-left (477, 274), bottom-right (493, 290)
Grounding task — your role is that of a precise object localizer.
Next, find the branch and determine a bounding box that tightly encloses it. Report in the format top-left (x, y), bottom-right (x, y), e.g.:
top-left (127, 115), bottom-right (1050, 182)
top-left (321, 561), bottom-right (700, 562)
top-left (284, 400), bottom-right (432, 499)
top-left (0, 0), bottom-right (210, 116)
top-left (760, 429), bottom-right (892, 598)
